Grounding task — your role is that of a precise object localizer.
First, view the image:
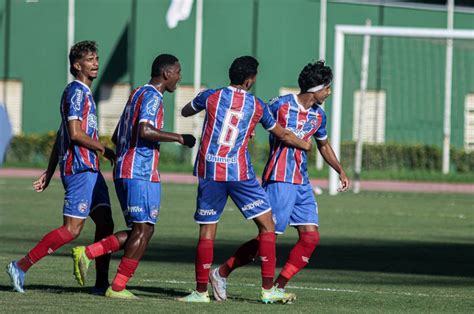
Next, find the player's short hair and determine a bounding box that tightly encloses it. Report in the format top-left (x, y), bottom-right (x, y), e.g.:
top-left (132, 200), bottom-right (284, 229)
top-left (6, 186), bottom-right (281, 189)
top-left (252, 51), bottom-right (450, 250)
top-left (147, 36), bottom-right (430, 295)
top-left (151, 54), bottom-right (179, 77)
top-left (69, 40), bottom-right (98, 76)
top-left (298, 60), bottom-right (333, 93)
top-left (229, 56), bottom-right (259, 85)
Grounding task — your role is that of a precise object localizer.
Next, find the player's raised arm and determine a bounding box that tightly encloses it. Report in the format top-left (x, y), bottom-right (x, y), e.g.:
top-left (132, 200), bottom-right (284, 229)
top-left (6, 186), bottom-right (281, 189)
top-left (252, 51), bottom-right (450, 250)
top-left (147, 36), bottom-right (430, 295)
top-left (317, 138), bottom-right (349, 191)
top-left (269, 124), bottom-right (312, 152)
top-left (181, 102), bottom-right (198, 117)
top-left (139, 122), bottom-right (195, 148)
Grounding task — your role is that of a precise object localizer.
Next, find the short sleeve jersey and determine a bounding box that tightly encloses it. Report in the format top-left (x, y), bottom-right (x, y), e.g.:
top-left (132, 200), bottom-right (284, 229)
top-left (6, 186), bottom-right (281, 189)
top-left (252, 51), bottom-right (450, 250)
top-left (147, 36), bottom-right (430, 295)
top-left (114, 84), bottom-right (164, 182)
top-left (262, 94), bottom-right (327, 184)
top-left (192, 86), bottom-right (276, 181)
top-left (59, 80), bottom-right (100, 176)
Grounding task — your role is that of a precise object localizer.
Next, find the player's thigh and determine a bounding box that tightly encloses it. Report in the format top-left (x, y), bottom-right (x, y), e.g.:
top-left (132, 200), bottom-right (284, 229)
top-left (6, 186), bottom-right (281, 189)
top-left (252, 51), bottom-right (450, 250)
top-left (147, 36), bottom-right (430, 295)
top-left (290, 184), bottom-right (319, 228)
top-left (195, 178), bottom-right (228, 224)
top-left (229, 178), bottom-right (272, 220)
top-left (264, 181), bottom-right (298, 234)
top-left (115, 179), bottom-right (161, 228)
top-left (62, 171), bottom-right (98, 219)
top-left (90, 171), bottom-right (111, 215)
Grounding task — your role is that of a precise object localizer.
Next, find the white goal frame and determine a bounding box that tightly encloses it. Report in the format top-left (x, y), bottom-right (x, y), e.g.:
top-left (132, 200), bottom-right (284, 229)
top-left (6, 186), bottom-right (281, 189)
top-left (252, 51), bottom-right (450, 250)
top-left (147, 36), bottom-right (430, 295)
top-left (329, 25), bottom-right (474, 195)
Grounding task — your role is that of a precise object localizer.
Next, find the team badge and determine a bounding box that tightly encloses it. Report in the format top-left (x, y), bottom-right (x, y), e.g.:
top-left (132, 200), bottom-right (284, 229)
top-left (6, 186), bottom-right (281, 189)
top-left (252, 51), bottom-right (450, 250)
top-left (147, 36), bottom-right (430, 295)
top-left (78, 200), bottom-right (89, 213)
top-left (151, 206), bottom-right (160, 219)
top-left (71, 90), bottom-right (83, 111)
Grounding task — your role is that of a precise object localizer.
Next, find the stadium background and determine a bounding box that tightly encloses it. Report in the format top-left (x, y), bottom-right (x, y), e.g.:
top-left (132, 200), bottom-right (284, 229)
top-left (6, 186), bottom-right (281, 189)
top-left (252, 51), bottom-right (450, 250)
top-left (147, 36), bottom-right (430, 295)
top-left (1, 0), bottom-right (473, 149)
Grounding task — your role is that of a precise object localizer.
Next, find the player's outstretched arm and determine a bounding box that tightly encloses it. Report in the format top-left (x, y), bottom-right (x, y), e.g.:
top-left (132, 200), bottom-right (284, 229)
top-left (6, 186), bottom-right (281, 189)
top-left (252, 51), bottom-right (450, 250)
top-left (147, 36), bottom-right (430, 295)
top-left (181, 102), bottom-right (198, 117)
top-left (317, 139), bottom-right (350, 192)
top-left (270, 124), bottom-right (312, 152)
top-left (33, 129), bottom-right (60, 192)
top-left (139, 122), bottom-right (196, 148)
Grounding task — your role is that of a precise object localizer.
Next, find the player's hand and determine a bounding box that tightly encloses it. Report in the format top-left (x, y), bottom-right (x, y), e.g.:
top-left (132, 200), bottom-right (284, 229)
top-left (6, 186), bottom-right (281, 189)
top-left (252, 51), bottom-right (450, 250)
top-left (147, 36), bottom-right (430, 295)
top-left (337, 171), bottom-right (350, 192)
top-left (33, 171), bottom-right (52, 193)
top-left (180, 134), bottom-right (196, 148)
top-left (103, 147), bottom-right (116, 166)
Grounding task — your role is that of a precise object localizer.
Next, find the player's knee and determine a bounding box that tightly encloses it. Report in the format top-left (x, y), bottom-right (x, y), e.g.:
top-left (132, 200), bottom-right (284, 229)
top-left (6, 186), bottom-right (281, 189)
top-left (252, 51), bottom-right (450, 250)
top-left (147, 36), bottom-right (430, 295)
top-left (66, 226), bottom-right (83, 239)
top-left (300, 231), bottom-right (320, 247)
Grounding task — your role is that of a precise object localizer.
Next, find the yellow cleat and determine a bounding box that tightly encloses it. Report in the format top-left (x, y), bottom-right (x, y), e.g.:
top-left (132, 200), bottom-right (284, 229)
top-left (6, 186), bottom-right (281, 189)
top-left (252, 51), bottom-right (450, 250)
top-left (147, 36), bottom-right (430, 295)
top-left (176, 290), bottom-right (211, 303)
top-left (261, 286), bottom-right (296, 304)
top-left (105, 287), bottom-right (139, 299)
top-left (72, 246), bottom-right (91, 286)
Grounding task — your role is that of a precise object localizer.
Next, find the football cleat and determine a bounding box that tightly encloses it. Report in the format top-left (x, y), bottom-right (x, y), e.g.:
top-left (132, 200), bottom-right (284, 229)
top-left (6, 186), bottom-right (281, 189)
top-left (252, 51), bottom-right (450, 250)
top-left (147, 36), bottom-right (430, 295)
top-left (260, 286), bottom-right (296, 304)
top-left (176, 290), bottom-right (211, 303)
top-left (209, 267), bottom-right (227, 301)
top-left (72, 246), bottom-right (91, 286)
top-left (6, 261), bottom-right (25, 293)
top-left (105, 287), bottom-right (139, 299)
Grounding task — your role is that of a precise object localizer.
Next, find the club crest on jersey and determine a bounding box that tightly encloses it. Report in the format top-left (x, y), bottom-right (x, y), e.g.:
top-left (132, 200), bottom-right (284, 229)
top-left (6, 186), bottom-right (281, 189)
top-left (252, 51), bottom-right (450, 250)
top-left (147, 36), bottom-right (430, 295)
top-left (71, 89), bottom-right (83, 111)
top-left (87, 114), bottom-right (98, 130)
top-left (146, 96), bottom-right (159, 116)
top-left (78, 200), bottom-right (89, 213)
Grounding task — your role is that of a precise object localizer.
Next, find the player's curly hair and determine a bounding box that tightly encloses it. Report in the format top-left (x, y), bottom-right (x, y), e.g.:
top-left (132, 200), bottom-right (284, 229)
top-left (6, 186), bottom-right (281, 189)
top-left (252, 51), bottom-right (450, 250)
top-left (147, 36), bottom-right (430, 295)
top-left (298, 60), bottom-right (333, 93)
top-left (151, 54), bottom-right (179, 77)
top-left (229, 56), bottom-right (259, 85)
top-left (69, 40), bottom-right (98, 76)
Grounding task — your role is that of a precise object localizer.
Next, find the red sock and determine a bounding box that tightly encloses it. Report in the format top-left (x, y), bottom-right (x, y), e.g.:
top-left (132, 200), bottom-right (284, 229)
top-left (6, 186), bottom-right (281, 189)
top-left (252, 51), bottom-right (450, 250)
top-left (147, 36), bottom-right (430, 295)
top-left (195, 238), bottom-right (213, 292)
top-left (220, 238), bottom-right (259, 278)
top-left (276, 231), bottom-right (320, 288)
top-left (85, 235), bottom-right (120, 259)
top-left (258, 232), bottom-right (276, 289)
top-left (17, 226), bottom-right (74, 272)
top-left (111, 257), bottom-right (139, 292)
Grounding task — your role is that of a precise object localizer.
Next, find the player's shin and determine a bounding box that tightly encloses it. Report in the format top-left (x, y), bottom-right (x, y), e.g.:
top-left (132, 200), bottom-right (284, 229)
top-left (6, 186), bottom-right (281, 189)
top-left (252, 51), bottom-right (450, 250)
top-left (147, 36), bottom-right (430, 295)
top-left (220, 237), bottom-right (259, 278)
top-left (195, 238), bottom-right (214, 292)
top-left (275, 231), bottom-right (320, 288)
top-left (111, 257), bottom-right (139, 292)
top-left (258, 232), bottom-right (276, 289)
top-left (18, 226), bottom-right (74, 272)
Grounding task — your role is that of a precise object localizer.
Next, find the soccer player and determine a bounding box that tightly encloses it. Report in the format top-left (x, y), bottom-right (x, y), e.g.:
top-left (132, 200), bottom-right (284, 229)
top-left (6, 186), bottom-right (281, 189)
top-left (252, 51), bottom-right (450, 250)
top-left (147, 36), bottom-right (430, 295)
top-left (209, 60), bottom-right (350, 301)
top-left (6, 41), bottom-right (116, 294)
top-left (177, 56), bottom-right (312, 304)
top-left (71, 54), bottom-right (196, 299)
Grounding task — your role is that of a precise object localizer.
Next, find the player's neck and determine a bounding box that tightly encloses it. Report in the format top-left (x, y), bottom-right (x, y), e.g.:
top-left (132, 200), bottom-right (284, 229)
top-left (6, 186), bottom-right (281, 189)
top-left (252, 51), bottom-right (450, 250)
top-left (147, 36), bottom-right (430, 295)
top-left (74, 75), bottom-right (93, 88)
top-left (297, 93), bottom-right (316, 109)
top-left (230, 84), bottom-right (249, 91)
top-left (149, 79), bottom-right (166, 94)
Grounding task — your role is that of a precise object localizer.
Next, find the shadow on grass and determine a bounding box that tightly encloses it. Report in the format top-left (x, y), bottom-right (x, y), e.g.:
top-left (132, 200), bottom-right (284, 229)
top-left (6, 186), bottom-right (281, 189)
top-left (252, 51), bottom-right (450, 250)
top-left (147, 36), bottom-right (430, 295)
top-left (4, 236), bottom-right (474, 280)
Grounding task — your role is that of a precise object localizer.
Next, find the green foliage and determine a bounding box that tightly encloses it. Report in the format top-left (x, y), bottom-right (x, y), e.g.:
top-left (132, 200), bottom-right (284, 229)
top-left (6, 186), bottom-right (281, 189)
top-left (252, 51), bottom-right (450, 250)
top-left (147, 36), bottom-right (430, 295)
top-left (4, 134), bottom-right (474, 174)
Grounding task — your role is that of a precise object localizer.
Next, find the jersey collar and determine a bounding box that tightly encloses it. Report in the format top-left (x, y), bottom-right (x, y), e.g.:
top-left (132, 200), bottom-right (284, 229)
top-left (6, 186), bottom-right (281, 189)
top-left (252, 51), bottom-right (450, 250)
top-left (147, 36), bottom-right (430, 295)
top-left (73, 80), bottom-right (92, 92)
top-left (145, 84), bottom-right (164, 98)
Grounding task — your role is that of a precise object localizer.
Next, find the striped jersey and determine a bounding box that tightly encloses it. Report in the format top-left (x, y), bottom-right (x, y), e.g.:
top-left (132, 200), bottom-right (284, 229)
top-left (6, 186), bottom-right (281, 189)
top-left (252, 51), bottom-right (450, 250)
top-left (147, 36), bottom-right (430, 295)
top-left (262, 94), bottom-right (327, 184)
top-left (59, 80), bottom-right (100, 176)
top-left (192, 86), bottom-right (276, 181)
top-left (114, 84), bottom-right (164, 182)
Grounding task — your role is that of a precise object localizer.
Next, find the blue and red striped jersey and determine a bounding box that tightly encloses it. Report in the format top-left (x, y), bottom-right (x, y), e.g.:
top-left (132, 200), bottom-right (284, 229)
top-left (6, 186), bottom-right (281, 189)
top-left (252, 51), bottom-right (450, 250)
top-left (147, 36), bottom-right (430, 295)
top-left (262, 94), bottom-right (327, 184)
top-left (114, 84), bottom-right (164, 182)
top-left (59, 80), bottom-right (100, 176)
top-left (192, 86), bottom-right (276, 181)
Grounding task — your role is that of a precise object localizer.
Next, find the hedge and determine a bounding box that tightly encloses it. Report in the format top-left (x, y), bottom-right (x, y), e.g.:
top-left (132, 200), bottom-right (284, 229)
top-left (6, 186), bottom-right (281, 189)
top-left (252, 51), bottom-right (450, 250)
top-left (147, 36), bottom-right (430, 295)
top-left (4, 133), bottom-right (474, 173)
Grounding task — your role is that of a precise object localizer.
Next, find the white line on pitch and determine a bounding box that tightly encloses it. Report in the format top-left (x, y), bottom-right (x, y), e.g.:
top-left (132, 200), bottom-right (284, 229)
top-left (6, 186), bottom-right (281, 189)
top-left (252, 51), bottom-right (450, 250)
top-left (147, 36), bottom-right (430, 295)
top-left (142, 279), bottom-right (472, 299)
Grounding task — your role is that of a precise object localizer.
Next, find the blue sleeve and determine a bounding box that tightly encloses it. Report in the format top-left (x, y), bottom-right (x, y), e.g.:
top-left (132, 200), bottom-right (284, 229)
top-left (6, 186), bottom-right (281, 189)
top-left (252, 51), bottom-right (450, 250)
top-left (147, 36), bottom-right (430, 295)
top-left (258, 99), bottom-right (276, 130)
top-left (267, 97), bottom-right (281, 117)
top-left (314, 110), bottom-right (328, 140)
top-left (66, 86), bottom-right (86, 121)
top-left (191, 89), bottom-right (215, 112)
top-left (139, 91), bottom-right (162, 127)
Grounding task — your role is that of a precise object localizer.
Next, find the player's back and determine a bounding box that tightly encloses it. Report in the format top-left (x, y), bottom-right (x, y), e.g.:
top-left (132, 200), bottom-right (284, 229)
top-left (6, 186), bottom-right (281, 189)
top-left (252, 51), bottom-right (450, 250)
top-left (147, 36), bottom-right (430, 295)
top-left (192, 86), bottom-right (275, 181)
top-left (114, 84), bottom-right (164, 182)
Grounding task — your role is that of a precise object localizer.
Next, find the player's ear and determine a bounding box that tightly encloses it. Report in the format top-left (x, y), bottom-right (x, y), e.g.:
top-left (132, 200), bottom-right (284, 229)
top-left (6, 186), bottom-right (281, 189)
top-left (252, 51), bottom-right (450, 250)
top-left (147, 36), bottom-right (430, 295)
top-left (163, 68), bottom-right (170, 81)
top-left (73, 62), bottom-right (81, 73)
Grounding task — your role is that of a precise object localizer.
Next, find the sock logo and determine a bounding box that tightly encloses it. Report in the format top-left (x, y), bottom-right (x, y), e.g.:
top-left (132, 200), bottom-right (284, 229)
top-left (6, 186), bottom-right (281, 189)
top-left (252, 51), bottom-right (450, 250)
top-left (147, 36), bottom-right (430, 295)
top-left (47, 248), bottom-right (54, 255)
top-left (203, 263), bottom-right (212, 269)
top-left (302, 256), bottom-right (310, 263)
top-left (260, 256), bottom-right (268, 262)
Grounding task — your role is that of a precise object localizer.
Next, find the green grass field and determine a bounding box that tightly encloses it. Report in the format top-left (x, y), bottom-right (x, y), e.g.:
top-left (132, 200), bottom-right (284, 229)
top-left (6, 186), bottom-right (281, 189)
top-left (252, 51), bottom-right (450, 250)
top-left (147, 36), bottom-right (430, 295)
top-left (1, 178), bottom-right (473, 312)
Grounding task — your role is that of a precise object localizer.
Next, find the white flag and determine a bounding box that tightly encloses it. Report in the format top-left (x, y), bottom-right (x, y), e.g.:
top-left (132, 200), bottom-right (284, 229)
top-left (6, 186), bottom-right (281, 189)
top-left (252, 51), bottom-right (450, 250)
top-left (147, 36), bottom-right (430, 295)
top-left (166, 0), bottom-right (194, 29)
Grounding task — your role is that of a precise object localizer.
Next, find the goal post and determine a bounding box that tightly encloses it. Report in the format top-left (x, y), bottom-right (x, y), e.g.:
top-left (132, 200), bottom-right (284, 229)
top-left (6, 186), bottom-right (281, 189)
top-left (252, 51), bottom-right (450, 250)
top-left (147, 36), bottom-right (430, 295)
top-left (329, 25), bottom-right (474, 195)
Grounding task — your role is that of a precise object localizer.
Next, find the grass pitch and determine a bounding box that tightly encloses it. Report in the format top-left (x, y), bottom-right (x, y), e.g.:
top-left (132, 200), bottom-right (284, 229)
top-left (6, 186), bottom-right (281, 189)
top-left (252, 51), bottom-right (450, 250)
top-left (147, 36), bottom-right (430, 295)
top-left (0, 178), bottom-right (473, 313)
